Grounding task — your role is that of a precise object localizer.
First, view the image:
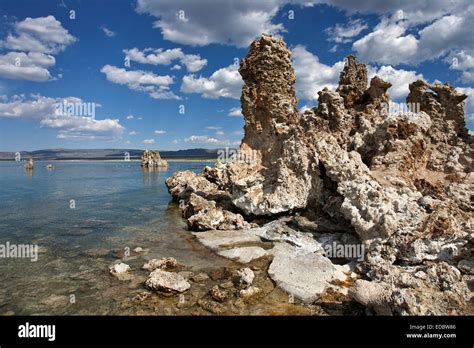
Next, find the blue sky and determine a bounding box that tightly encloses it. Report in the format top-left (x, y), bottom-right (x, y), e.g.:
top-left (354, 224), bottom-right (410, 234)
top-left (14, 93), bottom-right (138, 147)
top-left (0, 0), bottom-right (473, 151)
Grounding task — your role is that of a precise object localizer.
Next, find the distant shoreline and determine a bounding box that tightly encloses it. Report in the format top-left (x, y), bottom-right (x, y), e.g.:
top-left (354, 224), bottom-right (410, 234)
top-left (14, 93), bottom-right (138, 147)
top-left (0, 158), bottom-right (216, 163)
top-left (0, 148), bottom-right (221, 161)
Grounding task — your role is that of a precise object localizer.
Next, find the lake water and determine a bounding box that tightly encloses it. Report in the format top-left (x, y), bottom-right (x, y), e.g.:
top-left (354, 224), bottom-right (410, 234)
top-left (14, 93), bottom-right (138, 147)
top-left (0, 160), bottom-right (334, 316)
top-left (0, 160), bottom-right (241, 315)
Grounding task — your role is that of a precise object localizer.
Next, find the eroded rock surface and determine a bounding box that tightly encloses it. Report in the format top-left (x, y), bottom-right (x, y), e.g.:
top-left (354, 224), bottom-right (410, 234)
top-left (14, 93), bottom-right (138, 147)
top-left (145, 269), bottom-right (191, 293)
top-left (166, 34), bottom-right (473, 315)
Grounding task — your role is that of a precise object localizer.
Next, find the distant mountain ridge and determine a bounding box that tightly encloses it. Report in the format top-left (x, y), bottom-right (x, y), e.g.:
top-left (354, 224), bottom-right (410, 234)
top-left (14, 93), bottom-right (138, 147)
top-left (0, 148), bottom-right (219, 160)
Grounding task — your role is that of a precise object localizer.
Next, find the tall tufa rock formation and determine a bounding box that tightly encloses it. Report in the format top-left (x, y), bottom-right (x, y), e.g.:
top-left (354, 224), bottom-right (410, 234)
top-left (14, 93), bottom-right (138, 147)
top-left (166, 34), bottom-right (473, 315)
top-left (141, 150), bottom-right (168, 168)
top-left (24, 158), bottom-right (34, 170)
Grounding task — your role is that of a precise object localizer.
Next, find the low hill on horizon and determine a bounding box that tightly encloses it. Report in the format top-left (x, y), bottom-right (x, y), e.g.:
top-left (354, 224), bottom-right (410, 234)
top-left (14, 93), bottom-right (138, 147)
top-left (0, 148), bottom-right (220, 160)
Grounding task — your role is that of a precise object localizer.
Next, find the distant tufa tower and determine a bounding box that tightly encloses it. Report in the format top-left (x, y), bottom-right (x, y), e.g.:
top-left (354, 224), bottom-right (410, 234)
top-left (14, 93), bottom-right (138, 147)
top-left (141, 149), bottom-right (168, 168)
top-left (24, 157), bottom-right (34, 170)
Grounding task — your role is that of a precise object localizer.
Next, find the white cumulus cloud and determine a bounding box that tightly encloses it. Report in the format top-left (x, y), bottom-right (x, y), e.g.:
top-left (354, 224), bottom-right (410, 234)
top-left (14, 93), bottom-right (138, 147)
top-left (124, 47), bottom-right (207, 73)
top-left (228, 107), bottom-right (243, 117)
top-left (135, 0), bottom-right (287, 48)
top-left (0, 94), bottom-right (124, 140)
top-left (181, 64), bottom-right (242, 99)
top-left (325, 19), bottom-right (368, 43)
top-left (101, 65), bottom-right (180, 100)
top-left (0, 16), bottom-right (75, 81)
top-left (1, 15), bottom-right (76, 54)
top-left (292, 45), bottom-right (345, 101)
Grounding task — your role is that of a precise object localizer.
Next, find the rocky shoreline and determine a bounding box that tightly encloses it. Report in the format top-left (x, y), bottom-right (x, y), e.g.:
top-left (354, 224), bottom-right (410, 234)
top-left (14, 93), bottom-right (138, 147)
top-left (108, 248), bottom-right (363, 316)
top-left (162, 34), bottom-right (473, 315)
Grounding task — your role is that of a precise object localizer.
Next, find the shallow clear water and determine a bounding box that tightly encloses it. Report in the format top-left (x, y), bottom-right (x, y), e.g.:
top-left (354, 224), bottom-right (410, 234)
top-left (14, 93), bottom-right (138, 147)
top-left (0, 160), bottom-right (239, 315)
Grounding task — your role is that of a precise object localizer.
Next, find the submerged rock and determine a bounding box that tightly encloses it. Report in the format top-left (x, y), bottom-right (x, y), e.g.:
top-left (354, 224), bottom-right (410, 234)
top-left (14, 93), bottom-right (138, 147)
top-left (190, 273), bottom-right (209, 282)
top-left (40, 295), bottom-right (70, 309)
top-left (239, 286), bottom-right (261, 299)
top-left (217, 246), bottom-right (268, 263)
top-left (234, 268), bottom-right (255, 289)
top-left (209, 285), bottom-right (227, 302)
top-left (142, 257), bottom-right (181, 271)
top-left (109, 262), bottom-right (131, 280)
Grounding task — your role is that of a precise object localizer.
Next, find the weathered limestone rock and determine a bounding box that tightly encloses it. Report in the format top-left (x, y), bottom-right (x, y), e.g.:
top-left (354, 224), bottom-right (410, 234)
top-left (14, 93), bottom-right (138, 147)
top-left (457, 259), bottom-right (474, 275)
top-left (209, 285), bottom-right (227, 302)
top-left (142, 257), bottom-right (180, 271)
top-left (348, 280), bottom-right (393, 315)
top-left (109, 262), bottom-right (131, 280)
top-left (187, 205), bottom-right (250, 231)
top-left (166, 171), bottom-right (221, 201)
top-left (141, 149), bottom-right (168, 168)
top-left (40, 295), bottom-right (70, 309)
top-left (190, 273), bottom-right (209, 282)
top-left (240, 33), bottom-right (299, 144)
top-left (240, 286), bottom-right (261, 299)
top-left (406, 80), bottom-right (471, 173)
top-left (145, 269), bottom-right (191, 293)
top-left (407, 80), bottom-right (469, 142)
top-left (350, 262), bottom-right (470, 315)
top-left (109, 262), bottom-right (130, 275)
top-left (317, 88), bottom-right (349, 133)
top-left (166, 34), bottom-right (322, 217)
top-left (191, 229), bottom-right (263, 251)
top-left (314, 135), bottom-right (427, 241)
top-left (217, 246), bottom-right (268, 263)
top-left (234, 268), bottom-right (255, 288)
top-left (336, 54), bottom-right (368, 108)
top-left (268, 243), bottom-right (339, 303)
top-left (165, 34), bottom-right (473, 315)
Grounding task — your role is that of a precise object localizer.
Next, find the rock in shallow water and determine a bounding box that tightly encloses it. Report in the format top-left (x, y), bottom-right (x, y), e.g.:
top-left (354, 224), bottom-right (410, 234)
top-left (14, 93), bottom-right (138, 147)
top-left (40, 295), bottom-right (70, 309)
top-left (239, 286), bottom-right (261, 299)
top-left (109, 263), bottom-right (131, 276)
top-left (145, 269), bottom-right (191, 293)
top-left (234, 268), bottom-right (255, 289)
top-left (109, 262), bottom-right (133, 281)
top-left (142, 257), bottom-right (181, 271)
top-left (268, 244), bottom-right (337, 303)
top-left (209, 285), bottom-right (227, 302)
top-left (141, 149), bottom-right (168, 168)
top-left (190, 273), bottom-right (209, 282)
top-left (192, 229), bottom-right (263, 251)
top-left (217, 246), bottom-right (268, 263)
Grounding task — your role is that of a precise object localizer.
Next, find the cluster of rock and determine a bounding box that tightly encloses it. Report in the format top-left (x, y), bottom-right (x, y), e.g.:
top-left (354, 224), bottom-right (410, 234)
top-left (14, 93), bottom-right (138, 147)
top-left (109, 256), bottom-right (264, 314)
top-left (141, 150), bottom-right (168, 168)
top-left (166, 34), bottom-right (473, 315)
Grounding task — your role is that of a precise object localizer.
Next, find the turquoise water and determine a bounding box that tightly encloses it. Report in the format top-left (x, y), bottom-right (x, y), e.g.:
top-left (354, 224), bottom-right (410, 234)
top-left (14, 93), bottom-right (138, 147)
top-left (0, 160), bottom-right (235, 315)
